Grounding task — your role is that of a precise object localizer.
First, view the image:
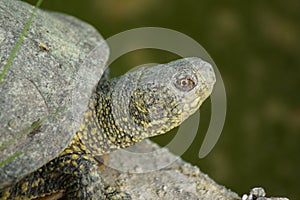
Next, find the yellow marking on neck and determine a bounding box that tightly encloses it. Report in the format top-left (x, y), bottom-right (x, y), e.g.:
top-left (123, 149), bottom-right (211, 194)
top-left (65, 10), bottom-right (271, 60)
top-left (71, 154), bottom-right (79, 160)
top-left (31, 178), bottom-right (45, 188)
top-left (1, 189), bottom-right (11, 199)
top-left (72, 161), bottom-right (78, 168)
top-left (21, 181), bottom-right (29, 193)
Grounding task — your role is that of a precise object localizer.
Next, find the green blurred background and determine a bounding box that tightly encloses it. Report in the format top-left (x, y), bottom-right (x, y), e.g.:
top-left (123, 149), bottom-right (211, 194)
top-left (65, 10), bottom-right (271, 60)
top-left (24, 0), bottom-right (300, 199)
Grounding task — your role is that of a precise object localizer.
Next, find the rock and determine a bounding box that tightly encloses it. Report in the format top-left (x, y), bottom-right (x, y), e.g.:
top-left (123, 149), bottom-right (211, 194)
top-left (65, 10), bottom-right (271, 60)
top-left (103, 140), bottom-right (240, 200)
top-left (242, 187), bottom-right (289, 200)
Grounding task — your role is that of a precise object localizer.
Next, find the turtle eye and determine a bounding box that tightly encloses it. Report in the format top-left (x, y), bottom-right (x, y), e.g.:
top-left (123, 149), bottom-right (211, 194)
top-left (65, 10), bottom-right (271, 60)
top-left (175, 77), bottom-right (196, 91)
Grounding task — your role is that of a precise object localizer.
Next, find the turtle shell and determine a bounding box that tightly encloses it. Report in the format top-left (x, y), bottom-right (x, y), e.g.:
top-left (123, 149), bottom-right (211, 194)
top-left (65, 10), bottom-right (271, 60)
top-left (0, 0), bottom-right (109, 188)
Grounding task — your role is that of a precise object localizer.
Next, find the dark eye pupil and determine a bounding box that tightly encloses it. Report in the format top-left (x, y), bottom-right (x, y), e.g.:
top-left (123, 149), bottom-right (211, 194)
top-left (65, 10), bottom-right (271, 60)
top-left (181, 79), bottom-right (188, 86)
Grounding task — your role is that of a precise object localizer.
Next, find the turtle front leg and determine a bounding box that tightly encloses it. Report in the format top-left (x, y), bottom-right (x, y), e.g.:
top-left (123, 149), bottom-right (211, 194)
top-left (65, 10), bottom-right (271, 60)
top-left (55, 151), bottom-right (106, 199)
top-left (54, 151), bottom-right (131, 200)
top-left (0, 151), bottom-right (130, 200)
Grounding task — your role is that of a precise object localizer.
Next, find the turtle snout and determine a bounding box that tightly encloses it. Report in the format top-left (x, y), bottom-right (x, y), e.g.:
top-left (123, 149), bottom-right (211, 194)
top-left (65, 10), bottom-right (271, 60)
top-left (200, 62), bottom-right (216, 94)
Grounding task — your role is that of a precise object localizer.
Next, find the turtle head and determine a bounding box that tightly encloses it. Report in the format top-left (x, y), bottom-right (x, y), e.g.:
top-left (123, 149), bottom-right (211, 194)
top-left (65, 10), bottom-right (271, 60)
top-left (110, 57), bottom-right (216, 141)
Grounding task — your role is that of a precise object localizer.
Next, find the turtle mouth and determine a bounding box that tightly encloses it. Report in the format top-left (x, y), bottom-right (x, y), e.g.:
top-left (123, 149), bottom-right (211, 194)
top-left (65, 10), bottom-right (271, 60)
top-left (179, 81), bottom-right (213, 120)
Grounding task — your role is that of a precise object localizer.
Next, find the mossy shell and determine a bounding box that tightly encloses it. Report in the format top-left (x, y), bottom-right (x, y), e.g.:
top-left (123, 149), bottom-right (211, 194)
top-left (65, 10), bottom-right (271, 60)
top-left (0, 0), bottom-right (109, 188)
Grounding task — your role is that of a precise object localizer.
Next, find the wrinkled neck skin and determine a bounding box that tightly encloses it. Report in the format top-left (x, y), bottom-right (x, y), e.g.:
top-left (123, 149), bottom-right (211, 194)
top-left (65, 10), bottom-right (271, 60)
top-left (80, 72), bottom-right (182, 156)
top-left (78, 79), bottom-right (136, 156)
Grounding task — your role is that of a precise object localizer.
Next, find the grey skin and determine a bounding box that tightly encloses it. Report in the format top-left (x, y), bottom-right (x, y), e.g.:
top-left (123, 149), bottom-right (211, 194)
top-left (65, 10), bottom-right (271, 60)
top-left (0, 57), bottom-right (216, 199)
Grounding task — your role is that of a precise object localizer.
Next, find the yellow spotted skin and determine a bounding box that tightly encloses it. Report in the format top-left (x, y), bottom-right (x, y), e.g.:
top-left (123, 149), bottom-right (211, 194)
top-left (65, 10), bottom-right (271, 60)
top-left (0, 132), bottom-right (130, 200)
top-left (0, 58), bottom-right (215, 200)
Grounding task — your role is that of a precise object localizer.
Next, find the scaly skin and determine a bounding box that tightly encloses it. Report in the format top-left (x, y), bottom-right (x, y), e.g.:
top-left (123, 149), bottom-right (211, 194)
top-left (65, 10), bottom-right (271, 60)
top-left (0, 134), bottom-right (130, 200)
top-left (0, 57), bottom-right (216, 199)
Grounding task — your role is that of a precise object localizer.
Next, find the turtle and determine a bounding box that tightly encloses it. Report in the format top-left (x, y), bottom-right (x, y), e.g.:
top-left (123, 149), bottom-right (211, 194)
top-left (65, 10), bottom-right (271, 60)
top-left (0, 0), bottom-right (216, 199)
